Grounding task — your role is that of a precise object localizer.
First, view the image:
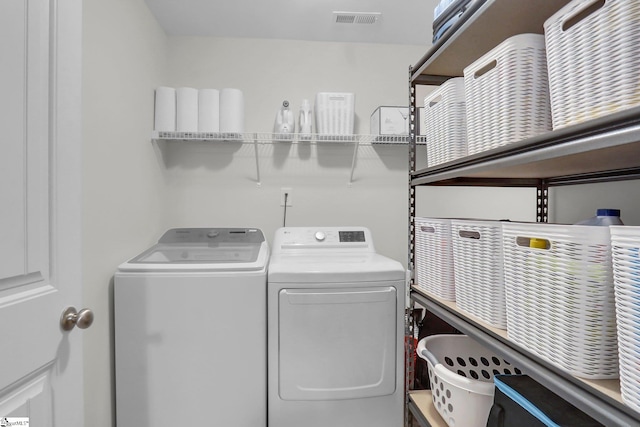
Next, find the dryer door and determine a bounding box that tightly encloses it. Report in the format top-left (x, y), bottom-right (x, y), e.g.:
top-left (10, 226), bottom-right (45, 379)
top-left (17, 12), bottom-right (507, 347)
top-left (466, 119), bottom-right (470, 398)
top-left (278, 285), bottom-right (397, 401)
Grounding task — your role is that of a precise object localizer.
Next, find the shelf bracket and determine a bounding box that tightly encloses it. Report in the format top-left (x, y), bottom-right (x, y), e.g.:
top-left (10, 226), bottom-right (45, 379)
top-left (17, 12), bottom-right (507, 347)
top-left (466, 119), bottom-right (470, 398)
top-left (348, 137), bottom-right (360, 186)
top-left (253, 133), bottom-right (261, 186)
top-left (536, 179), bottom-right (549, 223)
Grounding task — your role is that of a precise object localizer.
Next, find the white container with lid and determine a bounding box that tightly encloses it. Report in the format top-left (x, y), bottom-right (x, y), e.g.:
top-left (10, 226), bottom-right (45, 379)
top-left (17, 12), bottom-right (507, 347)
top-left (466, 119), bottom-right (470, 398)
top-left (576, 209), bottom-right (624, 226)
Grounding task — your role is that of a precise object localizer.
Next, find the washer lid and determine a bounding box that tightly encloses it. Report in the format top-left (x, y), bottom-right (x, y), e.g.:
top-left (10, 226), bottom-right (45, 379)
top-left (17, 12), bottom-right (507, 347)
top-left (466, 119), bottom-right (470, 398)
top-left (118, 228), bottom-right (269, 272)
top-left (157, 228), bottom-right (265, 245)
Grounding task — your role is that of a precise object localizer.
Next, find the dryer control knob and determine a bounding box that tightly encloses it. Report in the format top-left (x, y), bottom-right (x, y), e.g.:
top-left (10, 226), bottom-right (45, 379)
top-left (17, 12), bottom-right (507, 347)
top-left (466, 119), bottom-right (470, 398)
top-left (314, 231), bottom-right (326, 242)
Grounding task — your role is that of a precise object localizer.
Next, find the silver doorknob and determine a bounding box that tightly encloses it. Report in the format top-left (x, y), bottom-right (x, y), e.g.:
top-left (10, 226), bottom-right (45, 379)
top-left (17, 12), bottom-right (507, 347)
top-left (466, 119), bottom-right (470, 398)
top-left (60, 307), bottom-right (94, 331)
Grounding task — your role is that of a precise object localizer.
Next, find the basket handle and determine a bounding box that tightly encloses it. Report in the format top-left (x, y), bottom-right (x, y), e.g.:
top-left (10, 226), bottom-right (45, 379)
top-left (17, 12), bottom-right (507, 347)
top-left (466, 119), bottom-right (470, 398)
top-left (416, 338), bottom-right (439, 366)
top-left (562, 0), bottom-right (605, 32)
top-left (473, 59), bottom-right (497, 79)
top-left (515, 236), bottom-right (550, 250)
top-left (427, 95), bottom-right (442, 108)
top-left (419, 225), bottom-right (435, 233)
top-left (458, 230), bottom-right (481, 240)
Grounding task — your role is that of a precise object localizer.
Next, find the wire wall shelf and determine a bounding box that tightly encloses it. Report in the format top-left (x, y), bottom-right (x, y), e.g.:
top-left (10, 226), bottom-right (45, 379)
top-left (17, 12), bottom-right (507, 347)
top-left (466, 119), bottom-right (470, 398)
top-left (152, 132), bottom-right (425, 186)
top-left (152, 131), bottom-right (426, 145)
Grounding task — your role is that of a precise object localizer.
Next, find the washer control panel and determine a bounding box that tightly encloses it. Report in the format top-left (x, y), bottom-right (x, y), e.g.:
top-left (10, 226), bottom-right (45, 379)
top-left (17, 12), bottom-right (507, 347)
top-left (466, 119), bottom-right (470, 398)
top-left (274, 227), bottom-right (373, 252)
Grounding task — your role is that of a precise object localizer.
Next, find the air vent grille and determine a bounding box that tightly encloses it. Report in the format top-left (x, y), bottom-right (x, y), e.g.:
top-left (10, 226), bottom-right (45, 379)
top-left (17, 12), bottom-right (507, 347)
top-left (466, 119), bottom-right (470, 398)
top-left (333, 12), bottom-right (381, 25)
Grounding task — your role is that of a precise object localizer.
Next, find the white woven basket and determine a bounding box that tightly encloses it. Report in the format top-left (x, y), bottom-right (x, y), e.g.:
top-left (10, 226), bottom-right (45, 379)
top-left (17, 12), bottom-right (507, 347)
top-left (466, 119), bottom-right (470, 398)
top-left (417, 335), bottom-right (523, 427)
top-left (464, 34), bottom-right (552, 155)
top-left (544, 0), bottom-right (640, 130)
top-left (502, 222), bottom-right (618, 379)
top-left (610, 226), bottom-right (640, 412)
top-left (451, 220), bottom-right (507, 329)
top-left (424, 78), bottom-right (467, 167)
top-left (415, 218), bottom-right (455, 301)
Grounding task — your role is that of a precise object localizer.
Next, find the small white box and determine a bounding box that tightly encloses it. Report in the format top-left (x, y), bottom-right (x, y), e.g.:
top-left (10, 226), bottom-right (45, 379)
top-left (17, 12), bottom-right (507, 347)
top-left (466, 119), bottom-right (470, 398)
top-left (370, 106), bottom-right (409, 136)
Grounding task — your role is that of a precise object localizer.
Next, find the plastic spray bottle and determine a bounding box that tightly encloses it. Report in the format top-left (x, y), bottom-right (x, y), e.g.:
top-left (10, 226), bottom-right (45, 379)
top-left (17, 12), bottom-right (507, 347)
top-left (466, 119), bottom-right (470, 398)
top-left (298, 99), bottom-right (313, 141)
top-left (274, 100), bottom-right (294, 140)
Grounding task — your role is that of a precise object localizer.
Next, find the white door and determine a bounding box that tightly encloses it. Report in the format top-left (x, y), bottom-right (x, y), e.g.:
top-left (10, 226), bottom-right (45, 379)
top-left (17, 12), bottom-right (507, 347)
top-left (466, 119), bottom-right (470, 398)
top-left (0, 0), bottom-right (85, 426)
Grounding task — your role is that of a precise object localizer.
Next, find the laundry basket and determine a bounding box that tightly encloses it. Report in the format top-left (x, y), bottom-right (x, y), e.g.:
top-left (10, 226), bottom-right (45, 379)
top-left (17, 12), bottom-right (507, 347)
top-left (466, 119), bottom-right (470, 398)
top-left (464, 33), bottom-right (551, 155)
top-left (414, 218), bottom-right (455, 301)
top-left (451, 220), bottom-right (507, 329)
top-left (417, 335), bottom-right (522, 427)
top-left (423, 77), bottom-right (467, 167)
top-left (610, 226), bottom-right (640, 412)
top-left (544, 0), bottom-right (640, 129)
top-left (502, 222), bottom-right (618, 379)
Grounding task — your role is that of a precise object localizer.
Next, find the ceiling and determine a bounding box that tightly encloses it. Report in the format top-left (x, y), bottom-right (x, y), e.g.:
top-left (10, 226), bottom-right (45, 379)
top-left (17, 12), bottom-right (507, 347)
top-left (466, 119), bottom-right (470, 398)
top-left (144, 0), bottom-right (440, 46)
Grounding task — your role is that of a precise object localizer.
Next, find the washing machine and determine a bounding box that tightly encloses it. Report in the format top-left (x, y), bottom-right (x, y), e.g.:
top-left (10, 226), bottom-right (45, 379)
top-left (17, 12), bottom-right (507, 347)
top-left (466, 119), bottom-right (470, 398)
top-left (114, 228), bottom-right (269, 427)
top-left (267, 226), bottom-right (406, 427)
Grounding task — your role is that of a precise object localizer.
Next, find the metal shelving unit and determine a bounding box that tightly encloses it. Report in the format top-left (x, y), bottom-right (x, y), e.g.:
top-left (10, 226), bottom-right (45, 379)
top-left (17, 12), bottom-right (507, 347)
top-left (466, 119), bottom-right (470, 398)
top-left (407, 0), bottom-right (640, 426)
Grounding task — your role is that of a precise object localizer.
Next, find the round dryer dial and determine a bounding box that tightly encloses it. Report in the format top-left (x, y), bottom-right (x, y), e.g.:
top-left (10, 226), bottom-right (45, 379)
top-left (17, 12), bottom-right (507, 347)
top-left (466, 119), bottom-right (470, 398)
top-left (314, 231), bottom-right (326, 242)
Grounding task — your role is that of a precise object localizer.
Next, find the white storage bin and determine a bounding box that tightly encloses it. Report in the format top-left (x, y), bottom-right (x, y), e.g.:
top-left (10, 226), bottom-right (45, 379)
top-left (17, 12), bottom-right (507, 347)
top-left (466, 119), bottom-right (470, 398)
top-left (464, 34), bottom-right (552, 155)
top-left (544, 0), bottom-right (640, 129)
top-left (451, 220), bottom-right (506, 329)
top-left (417, 335), bottom-right (523, 427)
top-left (414, 218), bottom-right (455, 301)
top-left (502, 222), bottom-right (618, 379)
top-left (423, 77), bottom-right (467, 167)
top-left (610, 226), bottom-right (640, 412)
top-left (315, 92), bottom-right (355, 138)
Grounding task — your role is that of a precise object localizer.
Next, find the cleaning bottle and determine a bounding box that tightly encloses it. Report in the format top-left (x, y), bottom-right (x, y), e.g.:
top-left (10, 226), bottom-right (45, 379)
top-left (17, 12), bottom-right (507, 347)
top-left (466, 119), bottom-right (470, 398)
top-left (298, 99), bottom-right (313, 141)
top-left (576, 208), bottom-right (624, 226)
top-left (274, 100), bottom-right (294, 141)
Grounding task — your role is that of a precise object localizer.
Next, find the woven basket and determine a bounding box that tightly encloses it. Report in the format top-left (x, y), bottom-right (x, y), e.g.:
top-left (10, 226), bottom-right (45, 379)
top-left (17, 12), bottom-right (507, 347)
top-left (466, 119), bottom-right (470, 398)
top-left (451, 220), bottom-right (506, 329)
top-left (610, 226), bottom-right (640, 411)
top-left (544, 0), bottom-right (640, 129)
top-left (424, 78), bottom-right (467, 167)
top-left (415, 218), bottom-right (455, 301)
top-left (464, 34), bottom-right (552, 155)
top-left (502, 222), bottom-right (618, 379)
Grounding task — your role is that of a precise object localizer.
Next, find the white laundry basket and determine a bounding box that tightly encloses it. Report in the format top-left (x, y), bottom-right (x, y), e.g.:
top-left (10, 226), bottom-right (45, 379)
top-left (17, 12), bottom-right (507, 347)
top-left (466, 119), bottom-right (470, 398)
top-left (414, 218), bottom-right (455, 301)
top-left (451, 220), bottom-right (507, 329)
top-left (502, 222), bottom-right (619, 379)
top-left (544, 0), bottom-right (640, 129)
top-left (464, 34), bottom-right (551, 155)
top-left (417, 335), bottom-right (522, 427)
top-left (610, 226), bottom-right (640, 412)
top-left (423, 77), bottom-right (467, 167)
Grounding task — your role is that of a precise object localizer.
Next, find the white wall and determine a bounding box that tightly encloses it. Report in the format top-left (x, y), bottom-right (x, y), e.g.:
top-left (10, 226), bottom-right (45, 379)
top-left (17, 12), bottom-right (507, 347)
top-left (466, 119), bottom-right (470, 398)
top-left (550, 181), bottom-right (640, 225)
top-left (159, 37), bottom-right (426, 263)
top-left (82, 0), bottom-right (167, 425)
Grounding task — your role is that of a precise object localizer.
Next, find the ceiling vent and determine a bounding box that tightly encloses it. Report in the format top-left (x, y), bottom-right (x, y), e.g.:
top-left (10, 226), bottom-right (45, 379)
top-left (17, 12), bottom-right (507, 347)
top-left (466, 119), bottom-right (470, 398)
top-left (333, 12), bottom-right (382, 25)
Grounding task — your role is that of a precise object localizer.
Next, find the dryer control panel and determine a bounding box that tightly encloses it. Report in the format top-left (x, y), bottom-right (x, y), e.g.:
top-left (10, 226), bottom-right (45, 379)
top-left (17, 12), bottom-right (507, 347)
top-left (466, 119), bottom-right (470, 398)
top-left (273, 227), bottom-right (375, 252)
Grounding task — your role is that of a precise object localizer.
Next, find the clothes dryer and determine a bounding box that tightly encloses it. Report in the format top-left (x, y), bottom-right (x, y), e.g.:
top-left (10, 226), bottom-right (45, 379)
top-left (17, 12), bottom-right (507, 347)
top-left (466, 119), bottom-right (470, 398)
top-left (114, 228), bottom-right (269, 427)
top-left (267, 227), bottom-right (406, 427)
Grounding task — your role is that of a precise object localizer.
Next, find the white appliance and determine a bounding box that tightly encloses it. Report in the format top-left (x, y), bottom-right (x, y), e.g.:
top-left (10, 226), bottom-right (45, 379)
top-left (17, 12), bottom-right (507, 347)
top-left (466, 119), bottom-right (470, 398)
top-left (267, 227), bottom-right (406, 427)
top-left (114, 228), bottom-right (269, 427)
